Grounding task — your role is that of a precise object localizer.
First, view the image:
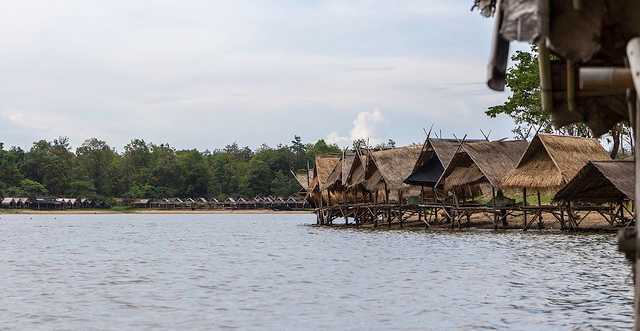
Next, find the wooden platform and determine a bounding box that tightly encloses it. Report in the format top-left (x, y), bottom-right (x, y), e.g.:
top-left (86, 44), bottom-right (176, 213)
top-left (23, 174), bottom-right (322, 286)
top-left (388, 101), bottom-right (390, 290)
top-left (314, 201), bottom-right (633, 231)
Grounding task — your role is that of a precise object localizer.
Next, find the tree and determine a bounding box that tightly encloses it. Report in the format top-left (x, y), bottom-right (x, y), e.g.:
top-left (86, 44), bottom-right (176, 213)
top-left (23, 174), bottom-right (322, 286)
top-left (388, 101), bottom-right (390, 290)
top-left (21, 179), bottom-right (49, 197)
top-left (76, 138), bottom-right (117, 196)
top-left (177, 149), bottom-right (210, 197)
top-left (22, 137), bottom-right (74, 195)
top-left (244, 159), bottom-right (273, 196)
top-left (271, 171), bottom-right (298, 197)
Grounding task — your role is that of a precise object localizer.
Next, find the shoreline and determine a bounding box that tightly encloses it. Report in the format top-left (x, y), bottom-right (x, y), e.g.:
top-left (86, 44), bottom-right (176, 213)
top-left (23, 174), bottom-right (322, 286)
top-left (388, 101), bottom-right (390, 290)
top-left (0, 209), bottom-right (313, 215)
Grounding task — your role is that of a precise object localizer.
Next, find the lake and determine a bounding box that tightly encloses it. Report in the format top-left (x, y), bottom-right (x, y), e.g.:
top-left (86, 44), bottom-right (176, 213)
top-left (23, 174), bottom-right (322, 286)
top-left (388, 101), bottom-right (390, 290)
top-left (0, 214), bottom-right (633, 330)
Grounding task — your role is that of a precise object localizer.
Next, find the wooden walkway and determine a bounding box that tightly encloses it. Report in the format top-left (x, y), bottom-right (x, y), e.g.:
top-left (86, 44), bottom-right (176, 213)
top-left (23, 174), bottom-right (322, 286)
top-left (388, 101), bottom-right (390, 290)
top-left (315, 202), bottom-right (633, 231)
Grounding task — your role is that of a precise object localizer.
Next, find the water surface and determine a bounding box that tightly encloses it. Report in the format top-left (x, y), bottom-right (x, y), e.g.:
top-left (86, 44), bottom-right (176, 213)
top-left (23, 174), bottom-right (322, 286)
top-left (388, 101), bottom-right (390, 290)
top-left (0, 214), bottom-right (633, 330)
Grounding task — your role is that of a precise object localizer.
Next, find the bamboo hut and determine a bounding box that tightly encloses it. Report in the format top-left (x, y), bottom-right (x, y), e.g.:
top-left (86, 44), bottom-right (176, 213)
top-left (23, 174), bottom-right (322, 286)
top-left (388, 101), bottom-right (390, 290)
top-left (326, 153), bottom-right (356, 203)
top-left (1, 197), bottom-right (15, 208)
top-left (309, 154), bottom-right (340, 207)
top-left (405, 138), bottom-right (481, 202)
top-left (502, 134), bottom-right (610, 195)
top-left (131, 198), bottom-right (151, 208)
top-left (343, 152), bottom-right (371, 203)
top-left (437, 140), bottom-right (528, 202)
top-left (554, 160), bottom-right (634, 227)
top-left (363, 145), bottom-right (422, 204)
top-left (555, 160), bottom-right (634, 203)
top-left (293, 169), bottom-right (313, 193)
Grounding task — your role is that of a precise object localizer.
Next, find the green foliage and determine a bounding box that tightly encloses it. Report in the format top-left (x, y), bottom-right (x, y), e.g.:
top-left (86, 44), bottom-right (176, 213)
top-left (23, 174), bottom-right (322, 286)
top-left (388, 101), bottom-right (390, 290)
top-left (0, 136), bottom-right (342, 199)
top-left (486, 50), bottom-right (550, 138)
top-left (486, 48), bottom-right (592, 139)
top-left (18, 179), bottom-right (48, 197)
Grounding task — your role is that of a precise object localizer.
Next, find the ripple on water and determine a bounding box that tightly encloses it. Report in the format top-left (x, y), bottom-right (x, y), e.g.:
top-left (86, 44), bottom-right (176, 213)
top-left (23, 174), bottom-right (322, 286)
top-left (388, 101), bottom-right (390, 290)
top-left (0, 214), bottom-right (633, 330)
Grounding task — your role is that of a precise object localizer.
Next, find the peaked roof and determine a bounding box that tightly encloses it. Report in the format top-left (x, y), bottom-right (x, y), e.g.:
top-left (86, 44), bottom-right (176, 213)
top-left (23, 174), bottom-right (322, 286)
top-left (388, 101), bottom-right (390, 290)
top-left (341, 154), bottom-right (356, 186)
top-left (293, 169), bottom-right (313, 191)
top-left (405, 138), bottom-right (482, 186)
top-left (345, 152), bottom-right (369, 188)
top-left (366, 145), bottom-right (423, 191)
top-left (439, 139), bottom-right (528, 190)
top-left (326, 153), bottom-right (356, 190)
top-left (311, 154), bottom-right (340, 191)
top-left (554, 160), bottom-right (634, 203)
top-left (502, 134), bottom-right (610, 189)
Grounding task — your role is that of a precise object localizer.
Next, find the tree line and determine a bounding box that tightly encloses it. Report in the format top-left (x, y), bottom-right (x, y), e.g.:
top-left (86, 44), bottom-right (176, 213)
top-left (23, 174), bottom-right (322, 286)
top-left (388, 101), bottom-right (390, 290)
top-left (0, 136), bottom-right (342, 200)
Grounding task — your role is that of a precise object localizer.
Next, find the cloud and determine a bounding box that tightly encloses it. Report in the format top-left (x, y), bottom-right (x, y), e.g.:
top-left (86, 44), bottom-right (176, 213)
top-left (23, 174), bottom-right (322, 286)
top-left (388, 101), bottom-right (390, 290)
top-left (326, 110), bottom-right (384, 147)
top-left (0, 1), bottom-right (513, 150)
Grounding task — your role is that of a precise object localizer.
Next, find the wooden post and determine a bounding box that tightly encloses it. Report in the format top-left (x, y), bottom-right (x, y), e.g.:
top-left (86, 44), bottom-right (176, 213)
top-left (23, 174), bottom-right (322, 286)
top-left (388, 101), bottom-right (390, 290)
top-left (537, 190), bottom-right (543, 229)
top-left (629, 36), bottom-right (640, 330)
top-left (523, 188), bottom-right (528, 229)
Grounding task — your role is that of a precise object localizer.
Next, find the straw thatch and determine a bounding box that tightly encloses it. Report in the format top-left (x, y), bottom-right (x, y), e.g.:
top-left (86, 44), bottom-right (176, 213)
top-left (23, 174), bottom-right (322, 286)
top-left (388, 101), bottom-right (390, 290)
top-left (405, 138), bottom-right (481, 187)
top-left (310, 154), bottom-right (340, 192)
top-left (326, 153), bottom-right (356, 190)
top-left (439, 139), bottom-right (528, 193)
top-left (502, 134), bottom-right (610, 190)
top-left (345, 152), bottom-right (369, 189)
top-left (293, 169), bottom-right (313, 192)
top-left (364, 145), bottom-right (422, 192)
top-left (326, 159), bottom-right (342, 190)
top-left (341, 154), bottom-right (356, 187)
top-left (554, 160), bottom-right (634, 203)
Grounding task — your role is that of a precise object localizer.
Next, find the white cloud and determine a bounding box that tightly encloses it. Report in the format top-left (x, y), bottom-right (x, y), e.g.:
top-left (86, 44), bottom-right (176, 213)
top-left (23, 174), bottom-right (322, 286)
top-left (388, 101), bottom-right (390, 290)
top-left (326, 110), bottom-right (384, 147)
top-left (0, 1), bottom-right (513, 150)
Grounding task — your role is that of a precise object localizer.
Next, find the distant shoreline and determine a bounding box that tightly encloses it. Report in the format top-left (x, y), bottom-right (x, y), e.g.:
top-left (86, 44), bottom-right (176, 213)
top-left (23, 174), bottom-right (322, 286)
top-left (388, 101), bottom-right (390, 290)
top-left (0, 209), bottom-right (313, 215)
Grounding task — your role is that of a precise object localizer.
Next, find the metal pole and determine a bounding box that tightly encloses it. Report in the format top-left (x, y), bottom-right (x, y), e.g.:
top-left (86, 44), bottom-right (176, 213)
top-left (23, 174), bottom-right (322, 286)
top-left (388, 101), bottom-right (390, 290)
top-left (626, 37), bottom-right (640, 331)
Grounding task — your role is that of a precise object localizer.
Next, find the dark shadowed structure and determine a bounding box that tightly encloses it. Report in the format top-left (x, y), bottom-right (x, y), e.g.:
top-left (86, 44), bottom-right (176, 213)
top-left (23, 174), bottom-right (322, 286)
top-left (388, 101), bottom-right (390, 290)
top-left (555, 160), bottom-right (634, 203)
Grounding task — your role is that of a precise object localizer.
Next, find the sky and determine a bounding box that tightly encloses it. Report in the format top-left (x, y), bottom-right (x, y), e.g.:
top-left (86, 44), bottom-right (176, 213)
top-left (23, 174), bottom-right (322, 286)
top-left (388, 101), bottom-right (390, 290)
top-left (0, 1), bottom-right (519, 151)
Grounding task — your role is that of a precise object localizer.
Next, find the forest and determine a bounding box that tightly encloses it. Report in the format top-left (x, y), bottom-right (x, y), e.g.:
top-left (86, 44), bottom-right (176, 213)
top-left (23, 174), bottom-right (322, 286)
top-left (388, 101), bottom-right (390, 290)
top-left (0, 136), bottom-right (342, 200)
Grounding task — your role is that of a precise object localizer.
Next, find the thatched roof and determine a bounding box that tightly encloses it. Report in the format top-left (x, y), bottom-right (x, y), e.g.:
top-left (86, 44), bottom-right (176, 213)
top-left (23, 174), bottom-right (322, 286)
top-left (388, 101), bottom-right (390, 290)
top-left (345, 152), bottom-right (369, 189)
top-left (405, 138), bottom-right (481, 186)
top-left (439, 139), bottom-right (528, 191)
top-left (365, 145), bottom-right (422, 192)
top-left (341, 154), bottom-right (356, 186)
top-left (293, 169), bottom-right (313, 191)
top-left (554, 160), bottom-right (634, 203)
top-left (326, 153), bottom-right (355, 190)
top-left (311, 154), bottom-right (340, 192)
top-left (502, 134), bottom-right (610, 190)
top-left (326, 160), bottom-right (342, 189)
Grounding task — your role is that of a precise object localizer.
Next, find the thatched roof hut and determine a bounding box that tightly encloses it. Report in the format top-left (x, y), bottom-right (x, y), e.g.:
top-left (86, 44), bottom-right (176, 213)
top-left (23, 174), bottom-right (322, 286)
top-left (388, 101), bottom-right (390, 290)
top-left (309, 155), bottom-right (340, 192)
top-left (502, 134), bottom-right (610, 191)
top-left (345, 152), bottom-right (369, 190)
top-left (292, 169), bottom-right (313, 192)
top-left (438, 140), bottom-right (528, 197)
top-left (326, 153), bottom-right (356, 190)
top-left (363, 145), bottom-right (422, 201)
top-left (554, 160), bottom-right (634, 203)
top-left (405, 138), bottom-right (480, 187)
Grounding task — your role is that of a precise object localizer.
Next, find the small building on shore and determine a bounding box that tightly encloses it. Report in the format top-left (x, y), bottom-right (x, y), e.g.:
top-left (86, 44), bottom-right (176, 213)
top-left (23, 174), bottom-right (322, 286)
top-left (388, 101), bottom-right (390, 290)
top-left (363, 145), bottom-right (422, 204)
top-left (405, 138), bottom-right (480, 202)
top-left (554, 160), bottom-right (634, 227)
top-left (555, 160), bottom-right (634, 204)
top-left (344, 152), bottom-right (370, 203)
top-left (502, 134), bottom-right (610, 199)
top-left (437, 139), bottom-right (528, 202)
top-left (309, 154), bottom-right (341, 207)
